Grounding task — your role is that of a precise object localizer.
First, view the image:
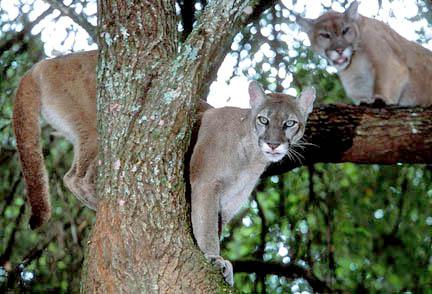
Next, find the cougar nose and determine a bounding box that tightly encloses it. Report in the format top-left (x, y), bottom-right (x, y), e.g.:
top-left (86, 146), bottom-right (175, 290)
top-left (267, 143), bottom-right (280, 150)
top-left (335, 47), bottom-right (343, 54)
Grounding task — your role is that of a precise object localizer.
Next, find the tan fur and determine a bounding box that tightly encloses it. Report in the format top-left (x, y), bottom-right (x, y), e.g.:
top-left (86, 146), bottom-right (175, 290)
top-left (190, 81), bottom-right (315, 285)
top-left (297, 1), bottom-right (432, 106)
top-left (13, 50), bottom-right (212, 229)
top-left (13, 50), bottom-right (98, 228)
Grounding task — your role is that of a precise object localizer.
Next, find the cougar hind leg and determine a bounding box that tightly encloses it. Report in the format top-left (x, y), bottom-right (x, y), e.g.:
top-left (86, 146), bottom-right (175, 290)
top-left (64, 136), bottom-right (98, 210)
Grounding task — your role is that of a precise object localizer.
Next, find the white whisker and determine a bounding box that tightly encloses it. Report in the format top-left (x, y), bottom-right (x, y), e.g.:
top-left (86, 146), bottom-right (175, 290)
top-left (294, 139), bottom-right (319, 149)
top-left (286, 148), bottom-right (303, 165)
top-left (291, 149), bottom-right (304, 164)
top-left (291, 148), bottom-right (304, 159)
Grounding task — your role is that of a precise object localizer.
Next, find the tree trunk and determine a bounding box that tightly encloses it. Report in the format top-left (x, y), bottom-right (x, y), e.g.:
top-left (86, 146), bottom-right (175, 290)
top-left (82, 0), bottom-right (254, 292)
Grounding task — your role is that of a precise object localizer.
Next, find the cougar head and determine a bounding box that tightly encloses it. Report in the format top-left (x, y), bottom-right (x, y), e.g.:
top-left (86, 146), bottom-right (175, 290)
top-left (248, 81), bottom-right (316, 162)
top-left (296, 1), bottom-right (361, 71)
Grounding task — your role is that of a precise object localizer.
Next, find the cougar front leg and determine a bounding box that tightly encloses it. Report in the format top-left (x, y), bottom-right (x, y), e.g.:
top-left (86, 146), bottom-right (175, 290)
top-left (373, 62), bottom-right (409, 105)
top-left (191, 182), bottom-right (234, 286)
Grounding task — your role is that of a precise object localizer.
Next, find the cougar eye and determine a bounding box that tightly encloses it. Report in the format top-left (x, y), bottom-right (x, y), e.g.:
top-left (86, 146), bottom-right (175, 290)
top-left (342, 27), bottom-right (350, 35)
top-left (319, 33), bottom-right (330, 39)
top-left (257, 116), bottom-right (269, 125)
top-left (283, 120), bottom-right (297, 129)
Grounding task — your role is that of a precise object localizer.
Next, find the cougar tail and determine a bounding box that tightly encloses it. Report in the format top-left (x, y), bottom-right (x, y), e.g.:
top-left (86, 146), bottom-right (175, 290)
top-left (12, 71), bottom-right (51, 229)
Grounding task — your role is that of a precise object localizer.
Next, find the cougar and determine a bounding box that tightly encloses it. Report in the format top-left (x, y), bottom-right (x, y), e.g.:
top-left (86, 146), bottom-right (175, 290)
top-left (13, 50), bottom-right (98, 229)
top-left (13, 50), bottom-right (213, 229)
top-left (190, 81), bottom-right (316, 285)
top-left (296, 1), bottom-right (432, 106)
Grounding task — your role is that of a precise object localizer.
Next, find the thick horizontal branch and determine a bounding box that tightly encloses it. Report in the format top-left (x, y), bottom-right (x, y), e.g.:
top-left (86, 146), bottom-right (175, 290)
top-left (232, 259), bottom-right (330, 292)
top-left (265, 104), bottom-right (432, 175)
top-left (190, 103), bottom-right (432, 178)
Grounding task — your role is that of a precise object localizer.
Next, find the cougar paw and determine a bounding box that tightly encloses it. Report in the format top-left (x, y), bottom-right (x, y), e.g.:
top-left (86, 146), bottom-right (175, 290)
top-left (370, 96), bottom-right (387, 108)
top-left (79, 180), bottom-right (97, 210)
top-left (63, 175), bottom-right (97, 210)
top-left (205, 254), bottom-right (234, 286)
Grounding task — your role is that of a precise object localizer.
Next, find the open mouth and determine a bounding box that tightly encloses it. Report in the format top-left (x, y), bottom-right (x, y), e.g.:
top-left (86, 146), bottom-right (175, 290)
top-left (334, 56), bottom-right (348, 65)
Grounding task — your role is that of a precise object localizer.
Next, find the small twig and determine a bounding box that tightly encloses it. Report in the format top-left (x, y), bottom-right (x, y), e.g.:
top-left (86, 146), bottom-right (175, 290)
top-left (0, 177), bottom-right (21, 217)
top-left (305, 165), bottom-right (315, 268)
top-left (0, 6), bottom-right (54, 55)
top-left (252, 192), bottom-right (268, 293)
top-left (0, 203), bottom-right (26, 266)
top-left (390, 177), bottom-right (408, 236)
top-left (324, 192), bottom-right (336, 286)
top-left (42, 0), bottom-right (96, 41)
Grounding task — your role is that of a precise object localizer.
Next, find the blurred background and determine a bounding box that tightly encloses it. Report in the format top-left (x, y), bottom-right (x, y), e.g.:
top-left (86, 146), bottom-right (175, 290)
top-left (0, 0), bottom-right (431, 292)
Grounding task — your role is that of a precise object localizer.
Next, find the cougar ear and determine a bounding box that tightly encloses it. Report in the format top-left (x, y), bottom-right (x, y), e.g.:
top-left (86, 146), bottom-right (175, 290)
top-left (248, 81), bottom-right (267, 109)
top-left (345, 1), bottom-right (360, 21)
top-left (298, 87), bottom-right (316, 115)
top-left (294, 13), bottom-right (315, 34)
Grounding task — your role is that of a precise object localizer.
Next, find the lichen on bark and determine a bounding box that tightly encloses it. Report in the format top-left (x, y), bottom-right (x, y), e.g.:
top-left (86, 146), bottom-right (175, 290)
top-left (82, 0), bottom-right (255, 292)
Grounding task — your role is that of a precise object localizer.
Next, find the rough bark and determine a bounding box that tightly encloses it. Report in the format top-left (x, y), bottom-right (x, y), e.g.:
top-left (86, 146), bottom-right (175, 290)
top-left (82, 0), bottom-right (256, 292)
top-left (265, 104), bottom-right (432, 175)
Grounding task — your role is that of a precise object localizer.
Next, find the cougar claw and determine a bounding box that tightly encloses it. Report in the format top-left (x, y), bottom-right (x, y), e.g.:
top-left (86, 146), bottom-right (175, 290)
top-left (205, 254), bottom-right (234, 286)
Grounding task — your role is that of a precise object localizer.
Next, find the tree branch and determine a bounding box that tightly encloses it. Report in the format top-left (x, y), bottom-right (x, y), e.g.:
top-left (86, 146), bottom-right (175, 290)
top-left (192, 103), bottom-right (432, 173)
top-left (252, 191), bottom-right (268, 292)
top-left (265, 104), bottom-right (432, 176)
top-left (190, 0), bottom-right (277, 101)
top-left (43, 0), bottom-right (96, 41)
top-left (0, 149), bottom-right (15, 166)
top-left (245, 0), bottom-right (277, 24)
top-left (0, 203), bottom-right (25, 266)
top-left (0, 6), bottom-right (54, 55)
top-left (232, 259), bottom-right (331, 292)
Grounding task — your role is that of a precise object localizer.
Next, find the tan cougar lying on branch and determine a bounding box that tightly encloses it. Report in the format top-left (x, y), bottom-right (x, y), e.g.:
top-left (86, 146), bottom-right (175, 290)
top-left (296, 1), bottom-right (432, 106)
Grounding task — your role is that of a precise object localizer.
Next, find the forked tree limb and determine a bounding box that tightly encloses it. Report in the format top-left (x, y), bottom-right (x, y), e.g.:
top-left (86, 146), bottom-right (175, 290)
top-left (264, 104), bottom-right (432, 175)
top-left (195, 0), bottom-right (278, 101)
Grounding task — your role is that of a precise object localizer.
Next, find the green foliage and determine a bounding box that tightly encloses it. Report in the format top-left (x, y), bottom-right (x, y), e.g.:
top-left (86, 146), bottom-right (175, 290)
top-left (224, 164), bottom-right (432, 292)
